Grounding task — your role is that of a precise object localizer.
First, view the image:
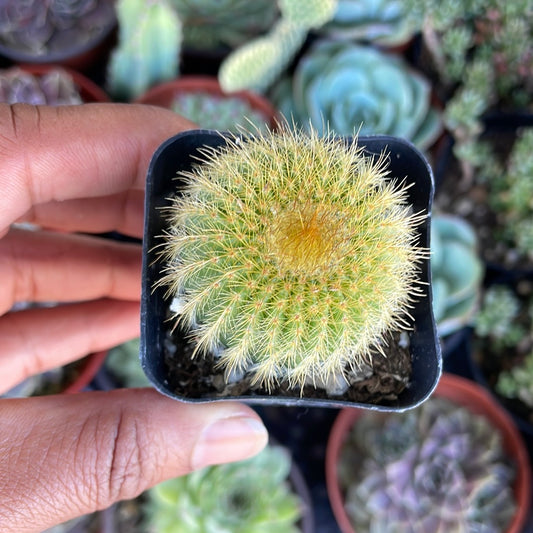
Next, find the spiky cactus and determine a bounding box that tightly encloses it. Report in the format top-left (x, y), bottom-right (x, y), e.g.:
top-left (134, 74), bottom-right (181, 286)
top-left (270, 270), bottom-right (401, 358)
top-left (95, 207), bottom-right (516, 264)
top-left (339, 396), bottom-right (517, 532)
top-left (157, 127), bottom-right (426, 391)
top-left (145, 445), bottom-right (302, 533)
top-left (107, 0), bottom-right (181, 100)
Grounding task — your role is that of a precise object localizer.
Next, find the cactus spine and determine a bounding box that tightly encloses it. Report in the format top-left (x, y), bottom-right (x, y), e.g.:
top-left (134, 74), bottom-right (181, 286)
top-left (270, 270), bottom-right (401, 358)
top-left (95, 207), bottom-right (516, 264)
top-left (158, 127), bottom-right (427, 391)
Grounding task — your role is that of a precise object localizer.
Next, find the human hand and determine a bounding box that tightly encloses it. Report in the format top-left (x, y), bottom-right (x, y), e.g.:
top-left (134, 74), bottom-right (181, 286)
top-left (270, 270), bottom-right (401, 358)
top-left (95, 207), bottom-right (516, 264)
top-left (0, 104), bottom-right (268, 532)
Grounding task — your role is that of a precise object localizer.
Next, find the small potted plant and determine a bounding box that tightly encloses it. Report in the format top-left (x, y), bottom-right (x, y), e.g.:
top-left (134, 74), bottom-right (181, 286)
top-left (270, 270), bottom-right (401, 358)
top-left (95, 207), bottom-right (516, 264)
top-left (143, 443), bottom-right (313, 532)
top-left (326, 373), bottom-right (531, 533)
top-left (268, 40), bottom-right (442, 151)
top-left (140, 125), bottom-right (440, 409)
top-left (0, 0), bottom-right (116, 70)
top-left (135, 76), bottom-right (279, 133)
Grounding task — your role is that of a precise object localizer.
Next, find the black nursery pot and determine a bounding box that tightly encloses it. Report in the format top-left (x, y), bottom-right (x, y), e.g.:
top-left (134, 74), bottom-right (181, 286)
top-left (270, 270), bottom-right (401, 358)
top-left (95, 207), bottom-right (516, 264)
top-left (140, 130), bottom-right (442, 410)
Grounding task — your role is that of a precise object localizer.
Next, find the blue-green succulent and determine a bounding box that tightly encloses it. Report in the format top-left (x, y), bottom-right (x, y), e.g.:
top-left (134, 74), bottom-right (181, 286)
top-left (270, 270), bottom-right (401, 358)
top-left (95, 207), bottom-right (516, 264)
top-left (270, 40), bottom-right (442, 150)
top-left (321, 0), bottom-right (419, 47)
top-left (430, 213), bottom-right (483, 337)
top-left (107, 0), bottom-right (181, 100)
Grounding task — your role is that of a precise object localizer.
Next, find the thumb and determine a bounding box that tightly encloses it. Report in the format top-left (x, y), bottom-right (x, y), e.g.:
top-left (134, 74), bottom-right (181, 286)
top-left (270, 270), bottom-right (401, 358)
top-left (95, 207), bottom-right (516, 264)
top-left (0, 389), bottom-right (268, 533)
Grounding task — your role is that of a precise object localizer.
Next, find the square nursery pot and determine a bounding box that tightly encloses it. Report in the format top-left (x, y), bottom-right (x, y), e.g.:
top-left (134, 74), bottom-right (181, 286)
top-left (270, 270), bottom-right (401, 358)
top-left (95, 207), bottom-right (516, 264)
top-left (140, 130), bottom-right (442, 410)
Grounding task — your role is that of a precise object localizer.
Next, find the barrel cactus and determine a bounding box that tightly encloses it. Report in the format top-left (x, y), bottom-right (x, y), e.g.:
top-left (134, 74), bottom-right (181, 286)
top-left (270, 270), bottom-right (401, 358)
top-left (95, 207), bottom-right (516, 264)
top-left (270, 40), bottom-right (442, 150)
top-left (157, 126), bottom-right (427, 392)
top-left (145, 445), bottom-right (303, 533)
top-left (339, 396), bottom-right (517, 532)
top-left (430, 213), bottom-right (483, 337)
top-left (321, 0), bottom-right (419, 47)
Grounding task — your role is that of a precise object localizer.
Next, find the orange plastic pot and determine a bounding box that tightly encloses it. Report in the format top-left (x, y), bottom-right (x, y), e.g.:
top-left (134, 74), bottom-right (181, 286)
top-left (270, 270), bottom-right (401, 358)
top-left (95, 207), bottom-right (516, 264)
top-left (325, 373), bottom-right (532, 533)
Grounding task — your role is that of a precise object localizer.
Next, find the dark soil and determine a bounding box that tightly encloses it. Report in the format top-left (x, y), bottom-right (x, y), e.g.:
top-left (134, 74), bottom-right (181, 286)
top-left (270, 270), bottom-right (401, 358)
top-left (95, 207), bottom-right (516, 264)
top-left (161, 326), bottom-right (412, 406)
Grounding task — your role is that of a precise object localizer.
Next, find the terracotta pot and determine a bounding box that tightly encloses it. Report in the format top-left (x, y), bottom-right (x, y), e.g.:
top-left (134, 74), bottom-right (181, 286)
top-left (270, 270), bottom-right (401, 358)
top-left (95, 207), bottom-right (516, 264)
top-left (18, 64), bottom-right (111, 103)
top-left (325, 373), bottom-right (532, 533)
top-left (135, 75), bottom-right (280, 130)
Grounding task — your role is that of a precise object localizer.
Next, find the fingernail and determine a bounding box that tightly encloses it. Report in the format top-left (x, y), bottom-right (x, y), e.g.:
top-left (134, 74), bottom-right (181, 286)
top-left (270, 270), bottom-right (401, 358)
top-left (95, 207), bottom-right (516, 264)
top-left (191, 415), bottom-right (268, 470)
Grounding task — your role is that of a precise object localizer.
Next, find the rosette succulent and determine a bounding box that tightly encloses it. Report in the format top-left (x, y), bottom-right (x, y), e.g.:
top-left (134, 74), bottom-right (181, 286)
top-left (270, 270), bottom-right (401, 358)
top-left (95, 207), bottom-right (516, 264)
top-left (145, 445), bottom-right (303, 533)
top-left (339, 396), bottom-right (517, 532)
top-left (430, 213), bottom-right (483, 337)
top-left (0, 0), bottom-right (115, 57)
top-left (321, 0), bottom-right (419, 47)
top-left (157, 127), bottom-right (427, 392)
top-left (270, 40), bottom-right (442, 150)
top-left (0, 67), bottom-right (82, 105)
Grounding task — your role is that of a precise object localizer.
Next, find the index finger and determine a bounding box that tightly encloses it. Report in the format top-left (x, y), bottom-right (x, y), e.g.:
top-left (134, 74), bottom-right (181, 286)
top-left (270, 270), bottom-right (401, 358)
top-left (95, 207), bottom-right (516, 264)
top-left (0, 103), bottom-right (195, 234)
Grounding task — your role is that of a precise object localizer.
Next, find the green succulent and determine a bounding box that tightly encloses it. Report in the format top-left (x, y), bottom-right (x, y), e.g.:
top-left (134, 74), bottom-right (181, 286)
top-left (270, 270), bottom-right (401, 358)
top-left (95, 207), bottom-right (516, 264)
top-left (171, 91), bottom-right (270, 133)
top-left (339, 396), bottom-right (517, 532)
top-left (157, 127), bottom-right (426, 392)
top-left (107, 0), bottom-right (182, 100)
top-left (497, 351), bottom-right (533, 409)
top-left (320, 0), bottom-right (419, 47)
top-left (489, 128), bottom-right (533, 261)
top-left (430, 213), bottom-right (483, 337)
top-left (170, 0), bottom-right (278, 51)
top-left (145, 445), bottom-right (302, 533)
top-left (0, 67), bottom-right (82, 105)
top-left (474, 286), bottom-right (526, 351)
top-left (218, 0), bottom-right (338, 93)
top-left (406, 0), bottom-right (533, 177)
top-left (270, 40), bottom-right (442, 150)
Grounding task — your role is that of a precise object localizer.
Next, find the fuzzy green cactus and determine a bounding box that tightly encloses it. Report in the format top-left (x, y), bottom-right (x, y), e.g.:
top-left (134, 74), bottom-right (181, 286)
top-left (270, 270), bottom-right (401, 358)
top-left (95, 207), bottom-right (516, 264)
top-left (171, 91), bottom-right (270, 133)
top-left (157, 127), bottom-right (426, 391)
top-left (321, 0), bottom-right (419, 47)
top-left (145, 445), bottom-right (302, 533)
top-left (218, 0), bottom-right (338, 93)
top-left (339, 396), bottom-right (517, 532)
top-left (270, 40), bottom-right (442, 150)
top-left (107, 0), bottom-right (181, 100)
top-left (430, 213), bottom-right (483, 337)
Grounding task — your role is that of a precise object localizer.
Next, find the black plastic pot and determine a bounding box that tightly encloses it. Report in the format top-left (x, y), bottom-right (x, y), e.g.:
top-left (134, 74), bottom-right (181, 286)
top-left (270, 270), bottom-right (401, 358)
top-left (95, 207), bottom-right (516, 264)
top-left (140, 130), bottom-right (441, 410)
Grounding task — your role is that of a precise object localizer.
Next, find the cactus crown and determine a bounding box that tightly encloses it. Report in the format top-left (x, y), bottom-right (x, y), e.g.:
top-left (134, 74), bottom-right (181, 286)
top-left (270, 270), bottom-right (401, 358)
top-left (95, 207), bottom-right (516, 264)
top-left (157, 127), bottom-right (427, 391)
